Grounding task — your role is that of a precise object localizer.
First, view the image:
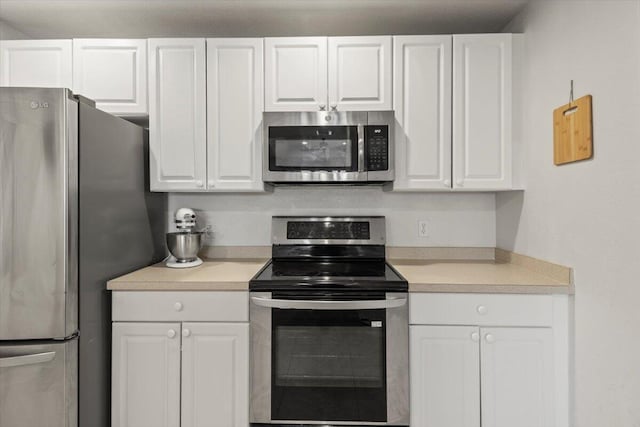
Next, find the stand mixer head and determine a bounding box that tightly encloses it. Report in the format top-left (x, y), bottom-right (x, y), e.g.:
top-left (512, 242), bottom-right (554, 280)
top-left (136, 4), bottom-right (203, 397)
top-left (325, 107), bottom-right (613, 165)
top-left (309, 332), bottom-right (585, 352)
top-left (166, 208), bottom-right (204, 268)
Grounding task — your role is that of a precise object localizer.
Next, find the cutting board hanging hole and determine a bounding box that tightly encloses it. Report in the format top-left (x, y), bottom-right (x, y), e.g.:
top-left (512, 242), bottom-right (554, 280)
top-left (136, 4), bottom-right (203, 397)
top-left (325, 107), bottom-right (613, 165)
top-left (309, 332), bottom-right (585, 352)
top-left (563, 106), bottom-right (578, 116)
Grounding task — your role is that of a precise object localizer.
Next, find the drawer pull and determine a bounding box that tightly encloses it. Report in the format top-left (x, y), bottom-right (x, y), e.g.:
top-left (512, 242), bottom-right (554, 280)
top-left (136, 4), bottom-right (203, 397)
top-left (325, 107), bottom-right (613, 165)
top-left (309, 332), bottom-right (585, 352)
top-left (476, 305), bottom-right (488, 315)
top-left (174, 302), bottom-right (183, 312)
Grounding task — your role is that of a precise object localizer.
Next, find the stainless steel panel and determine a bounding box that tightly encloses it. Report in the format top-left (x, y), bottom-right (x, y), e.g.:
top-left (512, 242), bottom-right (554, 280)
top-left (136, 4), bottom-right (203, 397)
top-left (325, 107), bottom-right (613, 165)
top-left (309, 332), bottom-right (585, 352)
top-left (250, 295), bottom-right (406, 310)
top-left (271, 216), bottom-right (386, 245)
top-left (0, 338), bottom-right (78, 427)
top-left (263, 111), bottom-right (369, 127)
top-left (250, 291), bottom-right (272, 423)
top-left (0, 87), bottom-right (76, 340)
top-left (386, 292), bottom-right (410, 425)
top-left (77, 103), bottom-right (167, 427)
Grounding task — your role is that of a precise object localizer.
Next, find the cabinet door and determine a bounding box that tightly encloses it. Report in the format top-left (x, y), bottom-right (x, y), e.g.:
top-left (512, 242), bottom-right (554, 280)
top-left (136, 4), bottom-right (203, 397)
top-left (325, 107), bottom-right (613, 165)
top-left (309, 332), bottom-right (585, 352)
top-left (112, 322), bottom-right (181, 427)
top-left (181, 323), bottom-right (249, 427)
top-left (453, 34), bottom-right (512, 189)
top-left (207, 38), bottom-right (264, 191)
top-left (148, 39), bottom-right (207, 191)
top-left (264, 37), bottom-right (327, 111)
top-left (480, 327), bottom-right (554, 427)
top-left (0, 40), bottom-right (72, 88)
top-left (73, 39), bottom-right (147, 115)
top-left (393, 35), bottom-right (452, 190)
top-left (410, 325), bottom-right (480, 427)
top-left (328, 36), bottom-right (392, 111)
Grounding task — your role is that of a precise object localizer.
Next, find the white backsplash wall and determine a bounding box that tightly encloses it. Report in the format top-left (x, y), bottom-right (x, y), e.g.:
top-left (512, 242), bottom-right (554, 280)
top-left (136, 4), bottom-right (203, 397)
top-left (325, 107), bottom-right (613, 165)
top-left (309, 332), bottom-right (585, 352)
top-left (169, 187), bottom-right (496, 247)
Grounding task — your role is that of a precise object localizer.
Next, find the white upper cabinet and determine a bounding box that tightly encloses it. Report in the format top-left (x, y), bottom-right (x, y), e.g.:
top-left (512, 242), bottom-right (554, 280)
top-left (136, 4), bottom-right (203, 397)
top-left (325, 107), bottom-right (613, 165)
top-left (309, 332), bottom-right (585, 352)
top-left (264, 37), bottom-right (327, 111)
top-left (328, 36), bottom-right (392, 111)
top-left (264, 36), bottom-right (391, 112)
top-left (207, 38), bottom-right (265, 191)
top-left (453, 34), bottom-right (512, 190)
top-left (0, 40), bottom-right (72, 88)
top-left (393, 35), bottom-right (452, 190)
top-left (72, 39), bottom-right (147, 115)
top-left (148, 38), bottom-right (207, 192)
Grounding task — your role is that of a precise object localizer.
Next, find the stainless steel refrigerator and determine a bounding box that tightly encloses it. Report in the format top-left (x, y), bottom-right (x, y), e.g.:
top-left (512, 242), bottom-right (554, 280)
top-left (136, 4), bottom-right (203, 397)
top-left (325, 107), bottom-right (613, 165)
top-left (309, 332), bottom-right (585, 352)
top-left (0, 87), bottom-right (167, 427)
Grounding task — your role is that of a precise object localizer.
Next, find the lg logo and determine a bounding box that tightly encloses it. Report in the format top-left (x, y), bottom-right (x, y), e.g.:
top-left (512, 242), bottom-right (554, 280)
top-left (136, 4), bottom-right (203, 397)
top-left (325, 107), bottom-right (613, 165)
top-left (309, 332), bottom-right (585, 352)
top-left (29, 101), bottom-right (49, 109)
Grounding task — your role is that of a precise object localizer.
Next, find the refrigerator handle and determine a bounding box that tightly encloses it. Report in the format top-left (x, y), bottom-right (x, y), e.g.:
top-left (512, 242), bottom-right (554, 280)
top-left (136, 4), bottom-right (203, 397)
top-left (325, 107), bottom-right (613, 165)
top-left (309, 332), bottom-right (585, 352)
top-left (0, 351), bottom-right (56, 368)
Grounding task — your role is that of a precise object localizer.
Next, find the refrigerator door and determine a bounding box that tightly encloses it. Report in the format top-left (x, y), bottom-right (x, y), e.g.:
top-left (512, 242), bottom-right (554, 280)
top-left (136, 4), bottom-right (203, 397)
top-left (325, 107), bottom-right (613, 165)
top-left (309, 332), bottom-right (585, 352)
top-left (0, 338), bottom-right (78, 427)
top-left (77, 101), bottom-right (167, 427)
top-left (0, 87), bottom-right (78, 340)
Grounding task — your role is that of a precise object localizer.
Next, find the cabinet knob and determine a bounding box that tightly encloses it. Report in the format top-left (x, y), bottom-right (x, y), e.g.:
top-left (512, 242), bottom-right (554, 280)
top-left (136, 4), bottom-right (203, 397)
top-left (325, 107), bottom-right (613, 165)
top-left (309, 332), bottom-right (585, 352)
top-left (471, 332), bottom-right (480, 342)
top-left (485, 333), bottom-right (495, 343)
top-left (476, 305), bottom-right (488, 315)
top-left (182, 328), bottom-right (191, 337)
top-left (319, 104), bottom-right (326, 111)
top-left (196, 180), bottom-right (204, 188)
top-left (456, 180), bottom-right (464, 187)
top-left (167, 329), bottom-right (176, 339)
top-left (443, 179), bottom-right (451, 187)
top-left (330, 105), bottom-right (337, 111)
top-left (174, 302), bottom-right (183, 312)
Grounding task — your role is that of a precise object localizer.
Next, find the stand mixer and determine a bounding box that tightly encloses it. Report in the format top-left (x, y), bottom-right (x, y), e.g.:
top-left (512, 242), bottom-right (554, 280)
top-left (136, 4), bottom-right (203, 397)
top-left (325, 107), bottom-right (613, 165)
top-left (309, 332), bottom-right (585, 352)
top-left (165, 208), bottom-right (204, 268)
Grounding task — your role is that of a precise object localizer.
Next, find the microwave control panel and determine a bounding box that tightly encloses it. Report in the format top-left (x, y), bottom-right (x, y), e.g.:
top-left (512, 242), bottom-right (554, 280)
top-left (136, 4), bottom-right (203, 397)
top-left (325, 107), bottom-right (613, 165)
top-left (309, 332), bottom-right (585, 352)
top-left (365, 125), bottom-right (389, 171)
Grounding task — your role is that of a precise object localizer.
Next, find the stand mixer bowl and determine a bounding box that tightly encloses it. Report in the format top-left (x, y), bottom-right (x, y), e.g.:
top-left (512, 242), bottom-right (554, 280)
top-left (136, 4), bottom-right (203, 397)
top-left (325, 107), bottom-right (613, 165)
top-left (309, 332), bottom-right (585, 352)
top-left (166, 231), bottom-right (203, 262)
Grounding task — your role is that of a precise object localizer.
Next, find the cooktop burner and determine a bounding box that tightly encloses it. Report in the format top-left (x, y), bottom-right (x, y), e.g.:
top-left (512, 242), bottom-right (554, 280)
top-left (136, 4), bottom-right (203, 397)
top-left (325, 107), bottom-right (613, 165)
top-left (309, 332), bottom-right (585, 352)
top-left (250, 216), bottom-right (407, 292)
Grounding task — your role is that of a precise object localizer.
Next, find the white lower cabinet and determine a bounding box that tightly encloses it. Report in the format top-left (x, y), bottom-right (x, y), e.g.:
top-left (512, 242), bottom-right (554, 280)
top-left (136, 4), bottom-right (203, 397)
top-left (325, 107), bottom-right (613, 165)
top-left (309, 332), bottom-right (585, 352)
top-left (112, 322), bottom-right (181, 427)
top-left (112, 291), bottom-right (249, 427)
top-left (181, 323), bottom-right (249, 427)
top-left (410, 294), bottom-right (569, 427)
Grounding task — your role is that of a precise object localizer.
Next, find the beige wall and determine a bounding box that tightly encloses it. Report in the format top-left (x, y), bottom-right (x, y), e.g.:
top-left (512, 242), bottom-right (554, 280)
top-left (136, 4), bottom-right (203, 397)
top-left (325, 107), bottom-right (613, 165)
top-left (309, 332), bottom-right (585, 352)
top-left (0, 19), bottom-right (29, 40)
top-left (498, 1), bottom-right (640, 425)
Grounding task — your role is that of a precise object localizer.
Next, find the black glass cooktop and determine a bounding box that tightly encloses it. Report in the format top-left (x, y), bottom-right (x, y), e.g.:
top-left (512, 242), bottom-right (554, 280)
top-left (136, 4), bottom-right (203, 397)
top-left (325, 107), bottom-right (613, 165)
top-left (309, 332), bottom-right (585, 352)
top-left (249, 259), bottom-right (407, 292)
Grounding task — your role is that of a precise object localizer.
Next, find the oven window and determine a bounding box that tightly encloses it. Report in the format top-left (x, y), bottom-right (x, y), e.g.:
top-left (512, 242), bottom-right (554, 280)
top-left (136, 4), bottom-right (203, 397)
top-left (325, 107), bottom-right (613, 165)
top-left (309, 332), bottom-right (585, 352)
top-left (271, 307), bottom-right (386, 422)
top-left (269, 126), bottom-right (358, 171)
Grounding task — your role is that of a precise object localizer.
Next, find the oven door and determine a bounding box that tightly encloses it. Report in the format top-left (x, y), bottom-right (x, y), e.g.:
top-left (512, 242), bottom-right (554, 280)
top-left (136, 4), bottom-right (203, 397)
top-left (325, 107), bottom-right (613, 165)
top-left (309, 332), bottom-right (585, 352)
top-left (250, 291), bottom-right (409, 426)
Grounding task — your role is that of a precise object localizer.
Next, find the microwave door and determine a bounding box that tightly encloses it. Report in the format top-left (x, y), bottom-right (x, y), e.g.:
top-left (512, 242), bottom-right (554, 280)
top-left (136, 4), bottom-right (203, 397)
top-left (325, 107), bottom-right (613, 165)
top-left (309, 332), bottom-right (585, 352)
top-left (265, 125), bottom-right (365, 183)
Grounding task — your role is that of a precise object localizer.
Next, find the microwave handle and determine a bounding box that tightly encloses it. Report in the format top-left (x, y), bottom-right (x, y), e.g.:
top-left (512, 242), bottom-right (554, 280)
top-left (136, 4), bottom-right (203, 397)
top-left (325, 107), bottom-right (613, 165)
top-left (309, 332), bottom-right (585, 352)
top-left (357, 124), bottom-right (366, 173)
top-left (250, 296), bottom-right (406, 310)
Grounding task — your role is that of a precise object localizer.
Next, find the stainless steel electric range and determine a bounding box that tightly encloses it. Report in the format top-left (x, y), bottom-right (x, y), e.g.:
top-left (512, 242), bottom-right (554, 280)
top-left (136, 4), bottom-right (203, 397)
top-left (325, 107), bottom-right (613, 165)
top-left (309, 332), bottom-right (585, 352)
top-left (249, 216), bottom-right (409, 427)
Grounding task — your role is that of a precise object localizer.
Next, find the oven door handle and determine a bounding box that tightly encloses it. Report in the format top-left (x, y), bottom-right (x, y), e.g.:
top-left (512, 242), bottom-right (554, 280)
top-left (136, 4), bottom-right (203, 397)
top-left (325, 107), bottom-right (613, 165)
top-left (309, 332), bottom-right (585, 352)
top-left (250, 296), bottom-right (407, 310)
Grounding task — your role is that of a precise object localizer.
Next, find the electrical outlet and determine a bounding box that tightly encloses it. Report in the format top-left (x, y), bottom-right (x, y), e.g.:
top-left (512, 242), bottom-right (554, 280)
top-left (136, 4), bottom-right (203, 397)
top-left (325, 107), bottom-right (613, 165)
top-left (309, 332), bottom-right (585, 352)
top-left (418, 220), bottom-right (429, 237)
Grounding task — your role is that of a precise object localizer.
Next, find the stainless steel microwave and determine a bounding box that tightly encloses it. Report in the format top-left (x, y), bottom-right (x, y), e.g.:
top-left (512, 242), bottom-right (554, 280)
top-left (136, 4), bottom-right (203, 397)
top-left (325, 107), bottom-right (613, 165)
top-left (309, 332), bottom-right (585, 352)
top-left (263, 111), bottom-right (395, 184)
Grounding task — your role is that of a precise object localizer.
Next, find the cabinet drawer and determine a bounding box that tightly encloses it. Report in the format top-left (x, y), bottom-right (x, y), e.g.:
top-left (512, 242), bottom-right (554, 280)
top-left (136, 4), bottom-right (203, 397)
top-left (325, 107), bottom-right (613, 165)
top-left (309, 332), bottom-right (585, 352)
top-left (112, 291), bottom-right (248, 322)
top-left (409, 293), bottom-right (553, 327)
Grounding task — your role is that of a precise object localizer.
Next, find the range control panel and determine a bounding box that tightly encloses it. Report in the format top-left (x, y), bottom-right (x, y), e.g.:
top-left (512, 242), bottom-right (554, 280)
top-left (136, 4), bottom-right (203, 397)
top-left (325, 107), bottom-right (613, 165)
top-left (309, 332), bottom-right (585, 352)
top-left (365, 125), bottom-right (389, 171)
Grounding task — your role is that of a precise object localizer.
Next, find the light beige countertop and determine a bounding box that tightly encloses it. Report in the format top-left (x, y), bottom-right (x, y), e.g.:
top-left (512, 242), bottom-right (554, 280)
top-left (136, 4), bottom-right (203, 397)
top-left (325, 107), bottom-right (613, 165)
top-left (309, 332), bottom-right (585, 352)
top-left (107, 259), bottom-right (267, 291)
top-left (393, 259), bottom-right (573, 294)
top-left (107, 248), bottom-right (573, 294)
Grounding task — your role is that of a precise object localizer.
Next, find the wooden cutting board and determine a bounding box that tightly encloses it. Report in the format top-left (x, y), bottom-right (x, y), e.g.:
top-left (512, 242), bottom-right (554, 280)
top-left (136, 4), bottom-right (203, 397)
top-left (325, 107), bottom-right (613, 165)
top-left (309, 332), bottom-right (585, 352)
top-left (553, 94), bottom-right (593, 165)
